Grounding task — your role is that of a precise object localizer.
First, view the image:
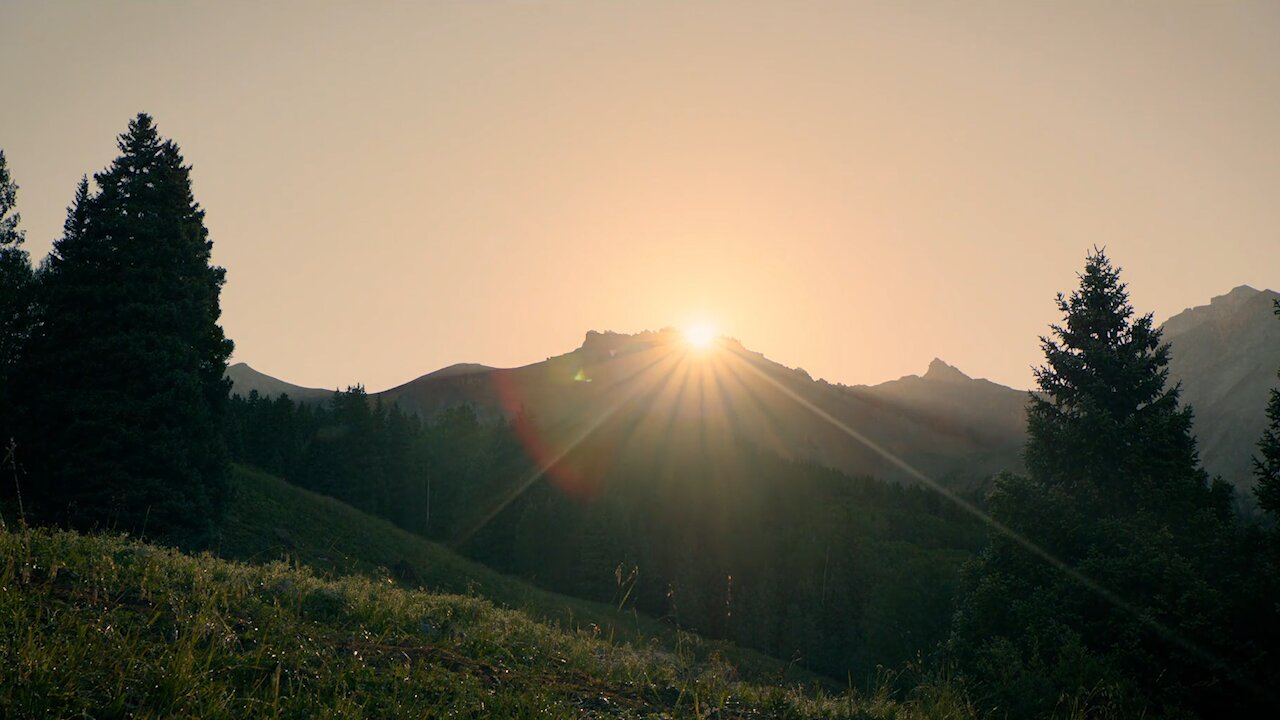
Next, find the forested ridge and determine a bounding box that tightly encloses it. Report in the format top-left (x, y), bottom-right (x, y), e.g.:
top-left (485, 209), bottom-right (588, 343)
top-left (224, 387), bottom-right (986, 682)
top-left (3, 116), bottom-right (1280, 717)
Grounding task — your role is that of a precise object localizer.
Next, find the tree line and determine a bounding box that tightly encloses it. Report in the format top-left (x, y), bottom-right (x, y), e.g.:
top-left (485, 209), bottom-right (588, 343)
top-left (223, 388), bottom-right (531, 542)
top-left (221, 383), bottom-right (986, 682)
top-left (2, 115), bottom-right (231, 539)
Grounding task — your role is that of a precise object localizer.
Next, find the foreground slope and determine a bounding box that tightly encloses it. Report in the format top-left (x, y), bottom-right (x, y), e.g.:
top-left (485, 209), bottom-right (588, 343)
top-left (0, 528), bottom-right (973, 718)
top-left (211, 466), bottom-right (797, 683)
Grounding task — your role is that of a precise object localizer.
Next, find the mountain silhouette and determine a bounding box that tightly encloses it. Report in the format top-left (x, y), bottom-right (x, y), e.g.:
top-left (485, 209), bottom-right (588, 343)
top-left (228, 285), bottom-right (1280, 496)
top-left (1161, 285), bottom-right (1280, 501)
top-left (226, 362), bottom-right (333, 402)
top-left (372, 329), bottom-right (1027, 487)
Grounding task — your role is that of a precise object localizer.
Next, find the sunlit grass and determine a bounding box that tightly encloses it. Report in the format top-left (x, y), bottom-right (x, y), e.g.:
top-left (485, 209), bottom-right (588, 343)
top-left (1, 526), bottom-right (978, 718)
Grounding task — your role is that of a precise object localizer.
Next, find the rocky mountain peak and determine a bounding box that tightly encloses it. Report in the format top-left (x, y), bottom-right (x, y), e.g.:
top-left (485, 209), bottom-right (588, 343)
top-left (924, 358), bottom-right (971, 382)
top-left (1161, 285), bottom-right (1271, 338)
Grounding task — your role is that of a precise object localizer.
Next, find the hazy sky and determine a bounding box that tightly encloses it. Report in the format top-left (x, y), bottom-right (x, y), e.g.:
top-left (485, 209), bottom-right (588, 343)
top-left (3, 1), bottom-right (1278, 391)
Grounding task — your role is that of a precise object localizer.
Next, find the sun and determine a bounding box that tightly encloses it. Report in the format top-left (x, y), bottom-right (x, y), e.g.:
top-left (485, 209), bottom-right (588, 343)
top-left (684, 322), bottom-right (718, 350)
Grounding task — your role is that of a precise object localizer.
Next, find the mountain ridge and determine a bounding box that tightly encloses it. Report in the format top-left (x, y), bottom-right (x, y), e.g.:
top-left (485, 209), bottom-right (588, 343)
top-left (234, 331), bottom-right (1028, 487)
top-left (226, 362), bottom-right (333, 402)
top-left (1161, 285), bottom-right (1280, 501)
top-left (227, 285), bottom-right (1280, 495)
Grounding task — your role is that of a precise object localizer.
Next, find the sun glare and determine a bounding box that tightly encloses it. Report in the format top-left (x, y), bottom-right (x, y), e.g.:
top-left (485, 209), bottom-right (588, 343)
top-left (684, 323), bottom-right (717, 350)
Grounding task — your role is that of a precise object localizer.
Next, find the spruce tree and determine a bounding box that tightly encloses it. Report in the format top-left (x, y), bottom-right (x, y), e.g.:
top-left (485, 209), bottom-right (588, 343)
top-left (1023, 251), bottom-right (1220, 518)
top-left (17, 114), bottom-right (234, 537)
top-left (1255, 300), bottom-right (1280, 516)
top-left (951, 249), bottom-right (1238, 716)
top-left (0, 150), bottom-right (34, 446)
top-left (0, 151), bottom-right (22, 251)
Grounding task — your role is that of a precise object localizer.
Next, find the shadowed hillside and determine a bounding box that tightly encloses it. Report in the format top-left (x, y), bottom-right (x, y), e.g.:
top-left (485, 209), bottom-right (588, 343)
top-left (3, 465), bottom-right (981, 717)
top-left (1162, 286), bottom-right (1280, 498)
top-left (208, 464), bottom-right (805, 683)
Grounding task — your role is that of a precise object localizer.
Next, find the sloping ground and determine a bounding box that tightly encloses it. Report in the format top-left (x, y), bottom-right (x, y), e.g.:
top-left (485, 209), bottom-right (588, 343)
top-left (210, 466), bottom-right (795, 684)
top-left (0, 528), bottom-right (974, 719)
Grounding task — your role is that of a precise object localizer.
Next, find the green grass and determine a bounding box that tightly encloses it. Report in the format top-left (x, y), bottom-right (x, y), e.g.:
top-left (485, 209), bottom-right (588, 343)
top-left (2, 526), bottom-right (978, 718)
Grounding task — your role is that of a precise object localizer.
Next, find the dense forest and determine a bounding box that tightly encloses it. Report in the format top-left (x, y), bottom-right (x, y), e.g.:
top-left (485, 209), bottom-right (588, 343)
top-left (4, 116), bottom-right (1280, 717)
top-left (223, 387), bottom-right (985, 681)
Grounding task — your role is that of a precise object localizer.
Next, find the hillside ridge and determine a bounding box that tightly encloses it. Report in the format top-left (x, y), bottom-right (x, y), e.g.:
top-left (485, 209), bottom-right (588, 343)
top-left (4, 523), bottom-right (971, 718)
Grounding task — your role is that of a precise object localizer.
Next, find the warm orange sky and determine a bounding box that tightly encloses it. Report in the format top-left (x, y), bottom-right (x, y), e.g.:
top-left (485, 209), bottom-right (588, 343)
top-left (3, 1), bottom-right (1278, 391)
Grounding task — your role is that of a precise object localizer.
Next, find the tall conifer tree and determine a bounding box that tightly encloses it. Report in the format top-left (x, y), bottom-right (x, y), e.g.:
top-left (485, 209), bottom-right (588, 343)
top-left (951, 249), bottom-right (1238, 717)
top-left (1023, 250), bottom-right (1215, 516)
top-left (17, 114), bottom-right (233, 536)
top-left (0, 150), bottom-right (34, 445)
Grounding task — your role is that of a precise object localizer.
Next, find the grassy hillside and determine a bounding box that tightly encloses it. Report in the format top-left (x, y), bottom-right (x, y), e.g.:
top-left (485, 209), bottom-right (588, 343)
top-left (207, 466), bottom-right (797, 683)
top-left (1, 527), bottom-right (975, 718)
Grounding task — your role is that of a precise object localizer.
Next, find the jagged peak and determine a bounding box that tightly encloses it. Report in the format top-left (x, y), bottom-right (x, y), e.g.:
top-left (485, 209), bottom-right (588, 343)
top-left (924, 358), bottom-right (971, 382)
top-left (1162, 285), bottom-right (1278, 338)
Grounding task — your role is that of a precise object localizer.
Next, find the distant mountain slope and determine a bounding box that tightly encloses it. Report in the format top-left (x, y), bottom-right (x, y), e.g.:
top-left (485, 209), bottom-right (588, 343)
top-left (421, 362), bottom-right (496, 379)
top-left (226, 361), bottom-right (333, 402)
top-left (375, 329), bottom-right (1028, 486)
top-left (854, 358), bottom-right (1028, 475)
top-left (227, 332), bottom-right (1029, 486)
top-left (1162, 285), bottom-right (1280, 497)
top-left (228, 281), bottom-right (1280, 496)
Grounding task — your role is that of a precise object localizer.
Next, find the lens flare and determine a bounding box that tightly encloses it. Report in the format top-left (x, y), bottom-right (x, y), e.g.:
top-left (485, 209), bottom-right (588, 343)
top-left (684, 322), bottom-right (717, 349)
